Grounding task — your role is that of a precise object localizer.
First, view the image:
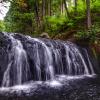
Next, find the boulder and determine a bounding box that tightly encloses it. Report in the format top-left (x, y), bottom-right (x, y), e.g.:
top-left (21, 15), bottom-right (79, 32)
top-left (40, 32), bottom-right (50, 39)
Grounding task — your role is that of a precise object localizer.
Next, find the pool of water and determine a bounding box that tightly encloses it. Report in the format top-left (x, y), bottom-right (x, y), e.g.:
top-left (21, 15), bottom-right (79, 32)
top-left (0, 75), bottom-right (100, 100)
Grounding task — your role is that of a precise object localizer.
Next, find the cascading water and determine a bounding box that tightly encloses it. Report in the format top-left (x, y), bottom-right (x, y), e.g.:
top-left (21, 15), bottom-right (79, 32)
top-left (0, 32), bottom-right (95, 87)
top-left (1, 33), bottom-right (31, 87)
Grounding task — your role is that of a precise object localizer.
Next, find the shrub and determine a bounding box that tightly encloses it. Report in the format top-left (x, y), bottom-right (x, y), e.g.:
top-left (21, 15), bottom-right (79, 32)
top-left (75, 25), bottom-right (100, 43)
top-left (0, 20), bottom-right (5, 32)
top-left (44, 15), bottom-right (76, 36)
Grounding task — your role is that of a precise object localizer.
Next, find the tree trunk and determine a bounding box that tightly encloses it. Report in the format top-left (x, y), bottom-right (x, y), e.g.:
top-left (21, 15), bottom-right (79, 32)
top-left (42, 0), bottom-right (46, 18)
top-left (86, 0), bottom-right (92, 29)
top-left (45, 0), bottom-right (48, 16)
top-left (61, 0), bottom-right (64, 14)
top-left (33, 0), bottom-right (40, 31)
top-left (74, 0), bottom-right (78, 15)
top-left (63, 0), bottom-right (70, 18)
top-left (48, 0), bottom-right (51, 16)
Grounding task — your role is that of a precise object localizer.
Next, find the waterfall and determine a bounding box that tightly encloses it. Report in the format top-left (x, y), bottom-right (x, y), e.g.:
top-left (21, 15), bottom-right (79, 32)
top-left (0, 32), bottom-right (95, 87)
top-left (2, 34), bottom-right (30, 87)
top-left (27, 37), bottom-right (54, 80)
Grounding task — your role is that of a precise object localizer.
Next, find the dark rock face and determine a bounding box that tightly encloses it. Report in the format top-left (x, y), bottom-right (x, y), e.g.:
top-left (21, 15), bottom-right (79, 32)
top-left (0, 32), bottom-right (100, 100)
top-left (0, 32), bottom-right (12, 86)
top-left (14, 33), bottom-right (100, 74)
top-left (0, 32), bottom-right (99, 87)
top-left (0, 48), bottom-right (8, 85)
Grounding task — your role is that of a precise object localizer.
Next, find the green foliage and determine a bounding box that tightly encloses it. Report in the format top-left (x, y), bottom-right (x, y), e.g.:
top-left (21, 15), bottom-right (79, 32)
top-left (75, 25), bottom-right (100, 43)
top-left (5, 12), bottom-right (34, 34)
top-left (4, 0), bottom-right (35, 35)
top-left (44, 15), bottom-right (77, 35)
top-left (91, 0), bottom-right (100, 12)
top-left (2, 0), bottom-right (100, 40)
top-left (44, 15), bottom-right (68, 35)
top-left (0, 20), bottom-right (5, 32)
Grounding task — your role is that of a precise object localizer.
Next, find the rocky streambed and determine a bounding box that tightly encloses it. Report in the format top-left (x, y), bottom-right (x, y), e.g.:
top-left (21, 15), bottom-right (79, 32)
top-left (0, 75), bottom-right (100, 100)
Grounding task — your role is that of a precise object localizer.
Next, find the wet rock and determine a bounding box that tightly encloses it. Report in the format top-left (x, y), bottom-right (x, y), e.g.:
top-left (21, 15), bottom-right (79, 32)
top-left (0, 76), bottom-right (100, 100)
top-left (40, 32), bottom-right (50, 39)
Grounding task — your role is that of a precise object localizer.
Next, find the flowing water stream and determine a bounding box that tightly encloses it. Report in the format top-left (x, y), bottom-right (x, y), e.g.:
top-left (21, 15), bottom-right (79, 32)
top-left (0, 32), bottom-right (99, 100)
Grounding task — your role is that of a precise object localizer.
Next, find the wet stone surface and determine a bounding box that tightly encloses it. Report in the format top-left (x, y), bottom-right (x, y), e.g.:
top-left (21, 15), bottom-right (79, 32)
top-left (0, 75), bottom-right (100, 100)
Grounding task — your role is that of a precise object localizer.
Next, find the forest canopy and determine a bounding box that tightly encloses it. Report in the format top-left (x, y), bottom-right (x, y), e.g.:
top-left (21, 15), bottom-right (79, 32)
top-left (0, 0), bottom-right (100, 43)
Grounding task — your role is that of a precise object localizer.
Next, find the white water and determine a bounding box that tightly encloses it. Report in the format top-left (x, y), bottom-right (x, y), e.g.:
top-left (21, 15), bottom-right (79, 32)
top-left (0, 33), bottom-right (95, 87)
top-left (2, 35), bottom-right (30, 87)
top-left (33, 38), bottom-right (54, 80)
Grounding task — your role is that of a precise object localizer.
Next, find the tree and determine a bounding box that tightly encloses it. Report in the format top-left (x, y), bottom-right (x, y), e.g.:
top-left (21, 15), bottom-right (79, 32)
top-left (33, 0), bottom-right (40, 29)
top-left (86, 0), bottom-right (92, 29)
top-left (74, 0), bottom-right (78, 15)
top-left (63, 0), bottom-right (70, 18)
top-left (2, 0), bottom-right (100, 37)
top-left (4, 0), bottom-right (34, 34)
